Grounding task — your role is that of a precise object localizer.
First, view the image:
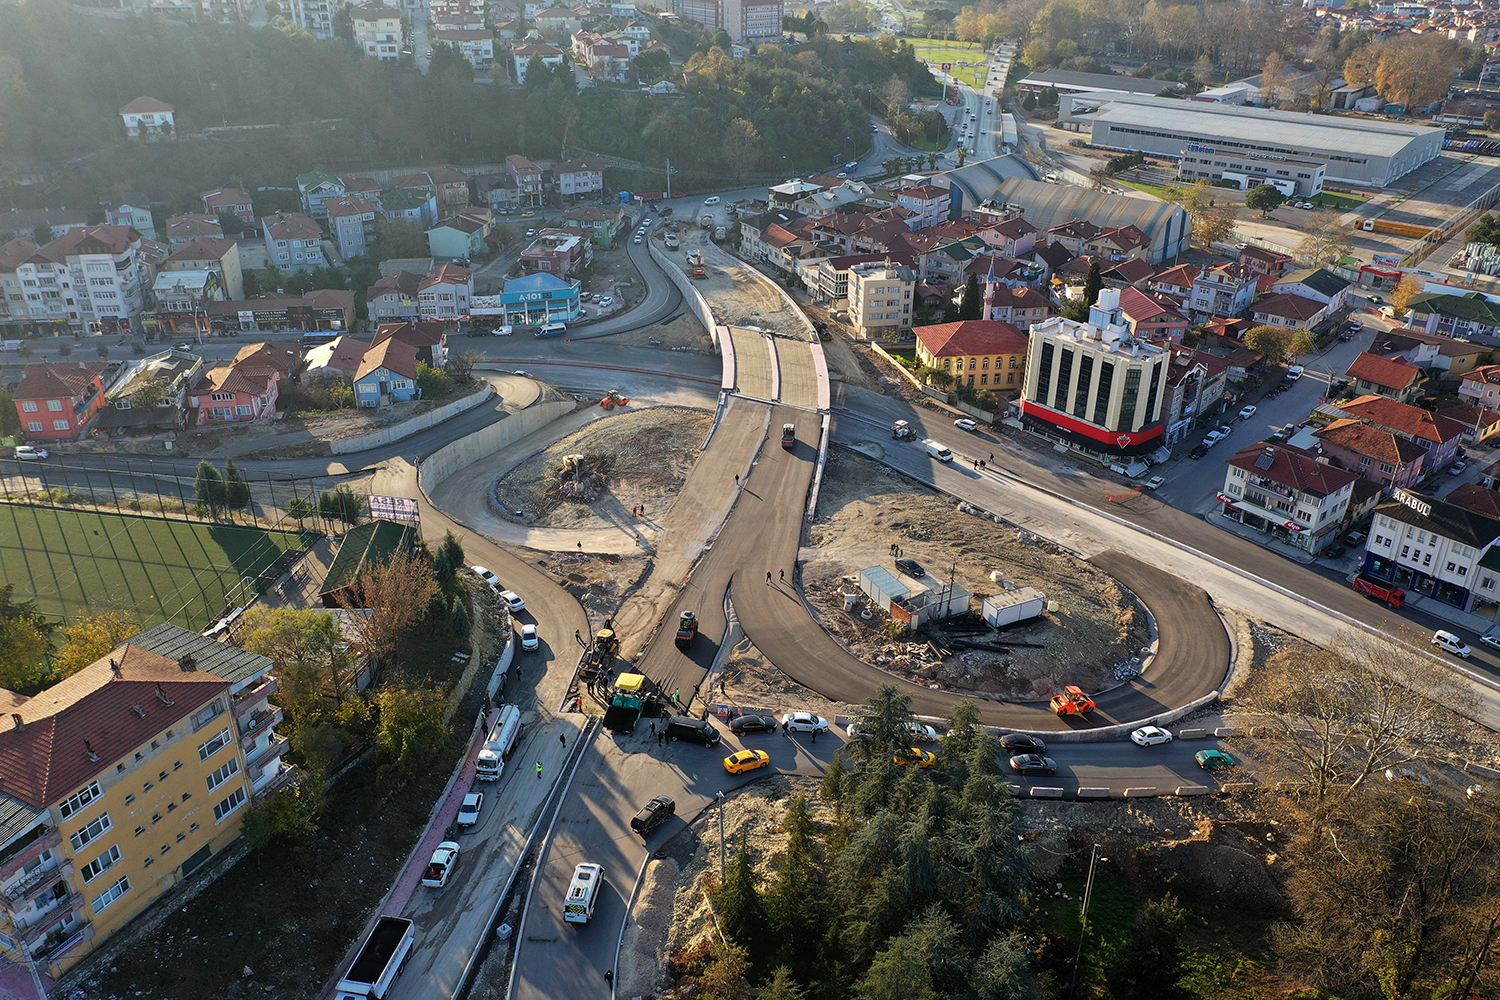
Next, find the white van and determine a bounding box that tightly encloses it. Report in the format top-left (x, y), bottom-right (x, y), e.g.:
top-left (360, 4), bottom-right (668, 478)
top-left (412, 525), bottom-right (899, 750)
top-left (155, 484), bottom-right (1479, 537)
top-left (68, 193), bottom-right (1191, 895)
top-left (1432, 630), bottom-right (1472, 658)
top-left (537, 321), bottom-right (567, 337)
top-left (923, 440), bottom-right (954, 462)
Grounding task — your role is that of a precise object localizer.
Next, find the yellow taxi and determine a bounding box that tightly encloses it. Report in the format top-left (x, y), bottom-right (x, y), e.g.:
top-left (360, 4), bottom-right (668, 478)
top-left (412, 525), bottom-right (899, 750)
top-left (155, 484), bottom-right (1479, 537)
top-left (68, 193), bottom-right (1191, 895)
top-left (894, 747), bottom-right (936, 768)
top-left (723, 749), bottom-right (771, 775)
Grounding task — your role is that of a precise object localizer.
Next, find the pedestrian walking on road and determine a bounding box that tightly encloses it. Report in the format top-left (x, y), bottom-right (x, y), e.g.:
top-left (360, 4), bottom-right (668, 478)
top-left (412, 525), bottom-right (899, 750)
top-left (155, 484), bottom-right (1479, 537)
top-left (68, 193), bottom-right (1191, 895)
top-left (535, 760), bottom-right (543, 779)
top-left (657, 732), bottom-right (663, 747)
top-left (779, 568), bottom-right (785, 582)
top-left (673, 687), bottom-right (681, 705)
top-left (735, 474), bottom-right (740, 485)
top-left (575, 629), bottom-right (582, 645)
top-left (650, 721), bottom-right (657, 737)
top-left (766, 570), bottom-right (772, 584)
top-left (604, 970), bottom-right (613, 987)
top-left (990, 453), bottom-right (994, 463)
top-left (560, 733), bottom-right (567, 748)
top-left (577, 540), bottom-right (583, 551)
top-left (811, 728), bottom-right (818, 743)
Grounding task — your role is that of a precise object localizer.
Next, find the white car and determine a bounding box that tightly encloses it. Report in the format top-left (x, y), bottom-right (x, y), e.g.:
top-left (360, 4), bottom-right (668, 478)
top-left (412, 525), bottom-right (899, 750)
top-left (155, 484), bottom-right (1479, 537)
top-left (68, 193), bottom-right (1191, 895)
top-left (13, 446), bottom-right (48, 461)
top-left (953, 418), bottom-right (978, 432)
top-left (1238, 405), bottom-right (1257, 420)
top-left (1480, 633), bottom-right (1500, 651)
top-left (1130, 726), bottom-right (1174, 746)
top-left (456, 792), bottom-right (483, 829)
top-left (471, 566), bottom-right (501, 591)
top-left (600, 296), bottom-right (614, 307)
top-left (703, 196), bottom-right (721, 205)
top-left (1286, 365), bottom-right (1305, 380)
top-left (904, 722), bottom-right (939, 743)
top-left (780, 711), bottom-right (829, 733)
top-left (500, 590), bottom-right (526, 613)
top-left (422, 841), bottom-right (461, 888)
top-left (633, 235), bottom-right (642, 244)
top-left (520, 623), bottom-right (539, 650)
top-left (1142, 475), bottom-right (1166, 491)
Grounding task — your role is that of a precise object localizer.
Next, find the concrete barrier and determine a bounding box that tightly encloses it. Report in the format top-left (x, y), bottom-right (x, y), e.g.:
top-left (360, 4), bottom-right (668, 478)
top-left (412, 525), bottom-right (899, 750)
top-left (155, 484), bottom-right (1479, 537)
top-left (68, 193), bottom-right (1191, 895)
top-left (648, 240), bottom-right (720, 353)
top-left (1028, 787), bottom-right (1064, 798)
top-left (1176, 728), bottom-right (1209, 739)
top-left (1075, 787), bottom-right (1111, 799)
top-left (420, 398), bottom-right (578, 488)
top-left (1214, 727), bottom-right (1242, 738)
top-left (1123, 787), bottom-right (1159, 798)
top-left (1174, 785), bottom-right (1210, 796)
top-left (331, 384), bottom-right (492, 455)
top-left (1219, 782), bottom-right (1256, 795)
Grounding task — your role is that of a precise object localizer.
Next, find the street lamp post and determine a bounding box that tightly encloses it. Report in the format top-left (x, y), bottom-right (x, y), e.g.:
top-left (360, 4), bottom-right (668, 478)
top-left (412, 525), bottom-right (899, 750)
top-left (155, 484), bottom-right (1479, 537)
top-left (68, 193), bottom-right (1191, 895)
top-left (1068, 844), bottom-right (1108, 999)
top-left (716, 791), bottom-right (725, 878)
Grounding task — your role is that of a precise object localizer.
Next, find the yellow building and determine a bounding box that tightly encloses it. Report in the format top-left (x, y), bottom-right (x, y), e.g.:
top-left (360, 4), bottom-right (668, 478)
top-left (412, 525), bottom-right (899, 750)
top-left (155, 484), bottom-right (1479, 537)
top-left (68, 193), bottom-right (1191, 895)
top-left (0, 624), bottom-right (287, 978)
top-left (914, 319), bottom-right (1030, 391)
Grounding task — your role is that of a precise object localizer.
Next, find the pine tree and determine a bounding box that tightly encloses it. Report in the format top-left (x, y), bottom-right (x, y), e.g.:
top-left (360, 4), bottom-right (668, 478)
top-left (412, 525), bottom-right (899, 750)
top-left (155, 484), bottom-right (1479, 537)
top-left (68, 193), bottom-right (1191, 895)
top-left (449, 597), bottom-right (470, 638)
top-left (759, 966), bottom-right (806, 1000)
top-left (1107, 894), bottom-right (1189, 1000)
top-left (958, 272), bottom-right (983, 320)
top-left (1082, 261), bottom-right (1102, 310)
top-left (714, 835), bottom-right (771, 968)
top-left (224, 458), bottom-right (252, 512)
top-left (194, 460), bottom-right (226, 514)
top-left (435, 531), bottom-right (465, 587)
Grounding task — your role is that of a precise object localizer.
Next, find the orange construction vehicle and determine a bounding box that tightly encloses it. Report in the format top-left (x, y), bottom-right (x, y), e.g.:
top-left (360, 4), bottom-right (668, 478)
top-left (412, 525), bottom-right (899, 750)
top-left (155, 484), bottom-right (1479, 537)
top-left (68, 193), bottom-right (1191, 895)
top-left (1049, 685), bottom-right (1096, 718)
top-left (689, 251), bottom-right (707, 280)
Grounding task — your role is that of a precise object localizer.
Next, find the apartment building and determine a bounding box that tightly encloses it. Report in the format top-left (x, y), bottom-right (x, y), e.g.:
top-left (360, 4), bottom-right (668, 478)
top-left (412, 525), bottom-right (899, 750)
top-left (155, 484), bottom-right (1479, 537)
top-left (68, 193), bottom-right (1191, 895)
top-left (916, 319), bottom-right (1029, 392)
top-left (2, 226), bottom-right (151, 335)
top-left (845, 260), bottom-right (915, 340)
top-left (352, 1), bottom-right (404, 60)
top-left (417, 264), bottom-right (473, 322)
top-left (288, 0), bottom-right (336, 36)
top-left (1220, 442), bottom-right (1357, 554)
top-left (262, 213), bottom-right (328, 273)
top-left (0, 625), bottom-right (287, 979)
top-left (505, 155), bottom-right (544, 206)
top-left (324, 196), bottom-right (380, 261)
top-left (1361, 489), bottom-right (1500, 610)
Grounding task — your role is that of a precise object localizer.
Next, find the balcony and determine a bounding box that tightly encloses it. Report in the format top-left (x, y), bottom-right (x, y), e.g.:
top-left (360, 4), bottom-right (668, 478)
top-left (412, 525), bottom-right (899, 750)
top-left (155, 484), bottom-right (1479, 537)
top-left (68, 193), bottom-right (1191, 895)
top-left (2, 860), bottom-right (65, 904)
top-left (30, 919), bottom-right (91, 966)
top-left (0, 829), bottom-right (59, 884)
top-left (241, 705), bottom-right (283, 737)
top-left (232, 675), bottom-right (278, 714)
top-left (21, 892), bottom-right (84, 938)
top-left (246, 733), bottom-right (289, 773)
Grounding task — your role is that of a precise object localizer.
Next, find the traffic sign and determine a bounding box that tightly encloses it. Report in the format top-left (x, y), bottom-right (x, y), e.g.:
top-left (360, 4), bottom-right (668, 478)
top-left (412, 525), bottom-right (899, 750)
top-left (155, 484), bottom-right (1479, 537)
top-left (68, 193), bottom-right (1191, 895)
top-left (941, 62), bottom-right (952, 71)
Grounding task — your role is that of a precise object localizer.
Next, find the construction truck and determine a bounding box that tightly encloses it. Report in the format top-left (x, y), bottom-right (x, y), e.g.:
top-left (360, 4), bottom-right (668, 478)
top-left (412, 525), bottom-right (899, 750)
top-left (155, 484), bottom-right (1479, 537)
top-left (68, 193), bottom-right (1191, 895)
top-left (781, 423), bottom-right (796, 449)
top-left (579, 627), bottom-right (619, 688)
top-left (664, 231), bottom-right (680, 250)
top-left (600, 389), bottom-right (630, 409)
top-left (892, 420), bottom-right (916, 441)
top-left (675, 611), bottom-right (699, 648)
top-left (602, 673), bottom-right (646, 733)
top-left (689, 251), bottom-right (706, 280)
top-left (700, 214), bottom-right (714, 229)
top-left (1049, 686), bottom-right (1096, 718)
top-left (1353, 575), bottom-right (1405, 608)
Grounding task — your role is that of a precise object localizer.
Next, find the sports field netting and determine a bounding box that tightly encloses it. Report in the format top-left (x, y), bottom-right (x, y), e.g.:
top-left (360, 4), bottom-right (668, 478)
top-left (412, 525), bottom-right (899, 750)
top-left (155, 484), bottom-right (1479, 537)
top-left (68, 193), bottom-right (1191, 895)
top-left (0, 504), bottom-right (311, 630)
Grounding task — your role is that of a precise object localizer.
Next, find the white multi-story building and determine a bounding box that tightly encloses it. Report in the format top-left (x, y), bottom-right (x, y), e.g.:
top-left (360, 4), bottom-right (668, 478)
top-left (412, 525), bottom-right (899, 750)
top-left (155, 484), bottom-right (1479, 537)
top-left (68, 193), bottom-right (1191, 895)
top-left (553, 159), bottom-right (605, 201)
top-left (417, 264), bottom-right (473, 322)
top-left (118, 97), bottom-right (175, 140)
top-left (262, 213), bottom-right (328, 273)
top-left (894, 184), bottom-right (951, 230)
top-left (1020, 288), bottom-right (1171, 457)
top-left (1187, 262), bottom-right (1257, 320)
top-left (324, 196), bottom-right (380, 261)
top-left (434, 27), bottom-right (495, 69)
top-left (1360, 489), bottom-right (1500, 612)
top-left (1219, 441), bottom-right (1357, 554)
top-left (107, 204), bottom-right (157, 241)
top-left (846, 260), bottom-right (914, 340)
top-left (352, 1), bottom-right (404, 60)
top-left (1, 226), bottom-right (151, 334)
top-left (289, 0), bottom-right (336, 37)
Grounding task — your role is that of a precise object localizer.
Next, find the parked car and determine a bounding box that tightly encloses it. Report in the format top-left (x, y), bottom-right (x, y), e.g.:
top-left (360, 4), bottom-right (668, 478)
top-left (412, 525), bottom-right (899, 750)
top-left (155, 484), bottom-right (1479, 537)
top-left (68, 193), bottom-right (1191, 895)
top-left (1322, 543), bottom-right (1346, 558)
top-left (895, 557), bottom-right (925, 577)
top-left (1238, 405), bottom-right (1257, 420)
top-left (526, 228), bottom-right (537, 237)
top-left (456, 792), bottom-right (483, 829)
top-left (1286, 366), bottom-right (1305, 379)
top-left (1130, 725), bottom-right (1174, 746)
top-left (422, 842), bottom-right (461, 888)
top-left (630, 795), bottom-right (676, 836)
top-left (1189, 444), bottom-right (1209, 459)
top-left (723, 749), bottom-right (771, 774)
top-left (1008, 754), bottom-right (1057, 775)
top-left (1195, 749), bottom-right (1236, 770)
top-left (520, 623), bottom-right (539, 650)
top-left (894, 747), bottom-right (936, 768)
top-left (600, 296), bottom-right (614, 307)
top-left (1432, 629), bottom-right (1472, 658)
top-left (1215, 424), bottom-right (1232, 437)
top-left (1450, 460), bottom-right (1468, 476)
top-left (1142, 475), bottom-right (1166, 491)
top-left (729, 714), bottom-right (778, 734)
top-left (1481, 633), bottom-right (1500, 651)
top-left (471, 566), bottom-right (501, 591)
top-left (780, 711), bottom-right (829, 733)
top-left (500, 590), bottom-right (526, 613)
top-left (953, 417), bottom-right (978, 431)
top-left (13, 446), bottom-right (48, 461)
top-left (1000, 733), bottom-right (1046, 752)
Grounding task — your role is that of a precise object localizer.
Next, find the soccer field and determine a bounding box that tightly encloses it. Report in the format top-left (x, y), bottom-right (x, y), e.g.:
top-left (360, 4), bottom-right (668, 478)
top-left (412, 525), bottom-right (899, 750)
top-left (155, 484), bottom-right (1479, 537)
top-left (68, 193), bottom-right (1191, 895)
top-left (0, 505), bottom-right (310, 629)
top-left (907, 39), bottom-right (988, 88)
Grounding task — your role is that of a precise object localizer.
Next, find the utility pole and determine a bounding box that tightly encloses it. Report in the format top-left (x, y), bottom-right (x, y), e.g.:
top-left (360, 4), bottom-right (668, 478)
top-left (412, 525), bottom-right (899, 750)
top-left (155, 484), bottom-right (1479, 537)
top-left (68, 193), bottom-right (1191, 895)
top-left (665, 158), bottom-right (673, 200)
top-left (1068, 844), bottom-right (1107, 999)
top-left (716, 790), bottom-right (725, 877)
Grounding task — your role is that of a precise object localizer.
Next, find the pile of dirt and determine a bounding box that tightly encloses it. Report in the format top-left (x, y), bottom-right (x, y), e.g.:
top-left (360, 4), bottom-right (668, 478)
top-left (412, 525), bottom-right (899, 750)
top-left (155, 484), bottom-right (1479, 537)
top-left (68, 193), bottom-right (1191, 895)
top-left (490, 406), bottom-right (713, 528)
top-left (534, 547), bottom-right (652, 629)
top-left (804, 449), bottom-right (1150, 700)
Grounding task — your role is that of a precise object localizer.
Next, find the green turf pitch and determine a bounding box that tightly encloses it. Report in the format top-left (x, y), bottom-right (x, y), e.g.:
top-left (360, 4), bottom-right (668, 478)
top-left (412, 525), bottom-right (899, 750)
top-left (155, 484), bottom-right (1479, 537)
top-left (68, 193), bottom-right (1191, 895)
top-left (0, 505), bottom-right (307, 629)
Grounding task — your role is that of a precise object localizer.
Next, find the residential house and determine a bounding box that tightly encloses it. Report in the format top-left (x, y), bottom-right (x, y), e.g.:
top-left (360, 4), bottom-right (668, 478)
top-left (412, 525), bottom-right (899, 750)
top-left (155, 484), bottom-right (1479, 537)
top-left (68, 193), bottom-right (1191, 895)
top-left (1029, 241), bottom-right (1074, 282)
top-left (262, 214), bottom-right (328, 273)
top-left (1407, 290), bottom-right (1500, 340)
top-left (0, 208), bottom-right (90, 244)
top-left (430, 0), bottom-right (484, 28)
top-left (0, 238), bottom-right (41, 334)
top-left (381, 188), bottom-right (438, 227)
top-left (366, 271), bottom-right (422, 324)
top-left (150, 270), bottom-right (222, 336)
top-left (1147, 262), bottom-right (1201, 306)
top-left (1459, 365), bottom-right (1500, 409)
top-left (977, 217), bottom-right (1039, 258)
top-left (353, 338), bottom-right (421, 407)
top-left (1117, 286), bottom-right (1189, 343)
top-left (1447, 483), bottom-right (1500, 522)
top-left (13, 362), bottom-right (110, 442)
top-left (1250, 291), bottom-right (1331, 330)
top-left (986, 286), bottom-right (1053, 328)
top-left (1162, 345), bottom-right (1230, 444)
top-left (119, 96), bottom-right (175, 140)
top-left (304, 336), bottom-right (373, 381)
top-left (917, 318), bottom-right (1029, 394)
top-left (894, 185), bottom-right (951, 230)
top-left (0, 626), bottom-right (284, 979)
top-left (1046, 219), bottom-right (1105, 255)
top-left (162, 238), bottom-right (243, 300)
top-left (295, 172), bottom-right (346, 220)
top-left (374, 321), bottom-right (448, 367)
top-left (188, 360), bottom-right (281, 425)
top-left (164, 215), bottom-right (223, 251)
top-left (1019, 289), bottom-right (1172, 456)
top-left (1334, 394), bottom-right (1466, 471)
top-left (1237, 244), bottom-right (1296, 277)
top-left (520, 230), bottom-right (589, 276)
top-left (1085, 225), bottom-right (1152, 263)
top-left (1272, 267), bottom-right (1351, 309)
top-left (846, 259), bottom-right (915, 340)
top-left (532, 6), bottom-right (582, 35)
top-left (1345, 352), bottom-right (1423, 402)
top-left (324, 196), bottom-right (380, 261)
top-left (476, 174), bottom-right (521, 214)
top-left (289, 0), bottom-right (336, 36)
top-left (393, 168), bottom-right (470, 215)
top-left (426, 208), bottom-right (494, 260)
top-left (417, 264), bottom-right (472, 323)
top-left (200, 188), bottom-right (254, 227)
top-left (1188, 262), bottom-right (1257, 319)
top-left (1362, 492), bottom-right (1500, 611)
top-left (511, 42), bottom-right (566, 83)
top-left (553, 159), bottom-right (606, 202)
top-left (505, 155), bottom-right (545, 206)
top-left (204, 290), bottom-right (353, 335)
top-left (14, 226), bottom-right (151, 335)
top-left (352, 1), bottom-right (404, 59)
top-left (435, 26), bottom-right (496, 68)
top-left (561, 204), bottom-right (626, 246)
top-left (1370, 327), bottom-right (1487, 376)
top-left (1314, 418), bottom-right (1428, 489)
top-left (1219, 442), bottom-right (1357, 554)
top-left (96, 349), bottom-right (202, 437)
top-left (106, 204), bottom-right (156, 241)
top-left (579, 38), bottom-right (633, 80)
top-left (1437, 401), bottom-right (1500, 446)
top-left (340, 176), bottom-right (383, 201)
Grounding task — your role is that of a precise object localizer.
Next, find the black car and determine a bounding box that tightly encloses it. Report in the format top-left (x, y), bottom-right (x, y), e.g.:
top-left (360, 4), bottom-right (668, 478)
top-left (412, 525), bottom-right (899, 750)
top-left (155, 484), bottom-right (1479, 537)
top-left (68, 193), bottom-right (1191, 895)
top-left (1323, 543), bottom-right (1347, 558)
top-left (1189, 444), bottom-right (1209, 460)
top-left (1000, 733), bottom-right (1046, 753)
top-left (1008, 754), bottom-right (1057, 776)
top-left (895, 557), bottom-right (926, 578)
top-left (630, 795), bottom-right (677, 837)
top-left (729, 714), bottom-right (778, 735)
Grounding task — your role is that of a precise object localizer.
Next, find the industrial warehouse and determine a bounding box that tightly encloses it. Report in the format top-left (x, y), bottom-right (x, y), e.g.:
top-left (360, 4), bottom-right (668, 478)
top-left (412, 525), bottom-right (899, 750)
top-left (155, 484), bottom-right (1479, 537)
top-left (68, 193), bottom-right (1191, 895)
top-left (1057, 92), bottom-right (1444, 187)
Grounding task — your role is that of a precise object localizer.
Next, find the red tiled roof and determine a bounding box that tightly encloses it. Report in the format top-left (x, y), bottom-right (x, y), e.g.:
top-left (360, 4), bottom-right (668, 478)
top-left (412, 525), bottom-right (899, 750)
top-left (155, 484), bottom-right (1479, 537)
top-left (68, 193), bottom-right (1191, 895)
top-left (1151, 263), bottom-right (1201, 287)
top-left (1461, 363), bottom-right (1500, 386)
top-left (0, 644), bottom-right (227, 809)
top-left (120, 96), bottom-right (173, 114)
top-left (263, 213), bottom-right (321, 241)
top-left (368, 271), bottom-right (422, 299)
top-left (1346, 351), bottom-right (1421, 391)
top-left (16, 362), bottom-right (107, 402)
top-left (997, 286), bottom-right (1052, 311)
top-left (1225, 442), bottom-right (1359, 498)
top-left (0, 238), bottom-right (40, 271)
top-left (1340, 394), bottom-right (1467, 445)
top-left (1117, 286), bottom-right (1186, 325)
top-left (356, 337), bottom-right (420, 382)
top-left (1315, 418), bottom-right (1427, 465)
top-left (915, 319), bottom-right (1028, 357)
top-left (165, 237), bottom-right (237, 264)
top-left (1104, 258), bottom-right (1154, 283)
top-left (1252, 292), bottom-right (1324, 324)
top-left (195, 364), bottom-right (278, 396)
top-left (419, 264), bottom-right (472, 289)
top-left (233, 341), bottom-right (301, 375)
top-left (1446, 483), bottom-right (1500, 520)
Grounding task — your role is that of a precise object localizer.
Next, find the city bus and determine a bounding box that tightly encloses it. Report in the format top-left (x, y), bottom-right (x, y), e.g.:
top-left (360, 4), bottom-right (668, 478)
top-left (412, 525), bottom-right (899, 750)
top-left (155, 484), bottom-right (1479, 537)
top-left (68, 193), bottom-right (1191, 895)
top-left (563, 863), bottom-right (603, 924)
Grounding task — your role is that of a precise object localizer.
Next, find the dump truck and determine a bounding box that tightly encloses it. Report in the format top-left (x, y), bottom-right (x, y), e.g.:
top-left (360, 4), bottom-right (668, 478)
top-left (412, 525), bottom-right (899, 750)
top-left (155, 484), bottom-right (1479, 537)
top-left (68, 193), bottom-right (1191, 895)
top-left (1360, 218), bottom-right (1437, 239)
top-left (1353, 575), bottom-right (1405, 608)
top-left (578, 627), bottom-right (619, 688)
top-left (689, 251), bottom-right (706, 280)
top-left (1049, 685), bottom-right (1096, 718)
top-left (602, 673), bottom-right (646, 733)
top-left (675, 611), bottom-right (699, 648)
top-left (336, 916), bottom-right (415, 1000)
top-left (891, 420), bottom-right (916, 440)
top-left (713, 226), bottom-right (727, 242)
top-left (781, 423), bottom-right (796, 449)
top-left (700, 214), bottom-right (715, 229)
top-left (664, 231), bottom-right (680, 250)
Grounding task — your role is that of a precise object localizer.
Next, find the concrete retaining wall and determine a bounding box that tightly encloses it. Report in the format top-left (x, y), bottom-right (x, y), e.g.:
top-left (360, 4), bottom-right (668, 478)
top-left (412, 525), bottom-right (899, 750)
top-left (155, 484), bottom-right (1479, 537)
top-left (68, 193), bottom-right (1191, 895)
top-left (648, 240), bottom-right (720, 354)
top-left (420, 398), bottom-right (578, 487)
top-left (331, 384), bottom-right (493, 455)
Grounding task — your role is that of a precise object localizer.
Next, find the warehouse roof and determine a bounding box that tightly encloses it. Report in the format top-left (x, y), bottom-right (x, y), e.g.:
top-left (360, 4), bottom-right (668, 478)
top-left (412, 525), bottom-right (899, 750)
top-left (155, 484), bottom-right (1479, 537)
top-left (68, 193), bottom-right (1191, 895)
top-left (1082, 93), bottom-right (1441, 159)
top-left (949, 176), bottom-right (1189, 262)
top-left (1019, 68), bottom-right (1175, 97)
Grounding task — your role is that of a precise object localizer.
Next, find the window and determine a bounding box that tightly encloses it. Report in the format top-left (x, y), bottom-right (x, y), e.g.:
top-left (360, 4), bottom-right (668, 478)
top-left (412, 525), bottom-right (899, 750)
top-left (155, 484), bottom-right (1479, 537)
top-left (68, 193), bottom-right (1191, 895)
top-left (59, 781), bottom-right (103, 819)
top-left (198, 728), bottom-right (231, 762)
top-left (92, 876), bottom-right (131, 915)
top-left (46, 400), bottom-right (62, 411)
top-left (70, 813), bottom-right (113, 852)
top-left (21, 401), bottom-right (36, 412)
top-left (214, 786), bottom-right (247, 823)
top-left (174, 760), bottom-right (182, 770)
top-left (134, 826), bottom-right (144, 836)
top-left (205, 757), bottom-right (245, 797)
top-left (26, 421), bottom-right (41, 432)
top-left (236, 405), bottom-right (252, 416)
top-left (52, 420), bottom-right (70, 432)
top-left (81, 845), bottom-right (122, 883)
top-left (142, 782), bottom-right (152, 792)
top-left (191, 699), bottom-right (224, 733)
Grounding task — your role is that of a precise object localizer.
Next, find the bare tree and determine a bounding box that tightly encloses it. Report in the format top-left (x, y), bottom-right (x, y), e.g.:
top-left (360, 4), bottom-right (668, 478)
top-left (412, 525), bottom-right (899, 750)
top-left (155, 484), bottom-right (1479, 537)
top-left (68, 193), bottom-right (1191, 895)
top-left (336, 550), bottom-right (438, 678)
top-left (1296, 210), bottom-right (1354, 266)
